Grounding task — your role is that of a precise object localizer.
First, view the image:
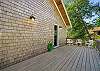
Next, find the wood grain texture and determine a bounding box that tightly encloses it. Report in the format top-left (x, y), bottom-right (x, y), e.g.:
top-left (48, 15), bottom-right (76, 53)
top-left (1, 46), bottom-right (100, 71)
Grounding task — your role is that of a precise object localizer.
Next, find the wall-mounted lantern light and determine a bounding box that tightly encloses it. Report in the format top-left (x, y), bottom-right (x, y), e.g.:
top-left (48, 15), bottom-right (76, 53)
top-left (30, 15), bottom-right (35, 21)
top-left (59, 26), bottom-right (62, 29)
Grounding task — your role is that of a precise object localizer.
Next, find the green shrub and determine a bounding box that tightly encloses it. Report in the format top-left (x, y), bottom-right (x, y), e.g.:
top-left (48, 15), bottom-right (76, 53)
top-left (96, 35), bottom-right (100, 39)
top-left (47, 42), bottom-right (53, 52)
top-left (93, 41), bottom-right (96, 48)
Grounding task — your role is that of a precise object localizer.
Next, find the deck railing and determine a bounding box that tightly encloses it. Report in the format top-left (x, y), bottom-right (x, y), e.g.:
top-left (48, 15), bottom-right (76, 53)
top-left (66, 38), bottom-right (82, 46)
top-left (96, 40), bottom-right (100, 51)
top-left (66, 38), bottom-right (94, 47)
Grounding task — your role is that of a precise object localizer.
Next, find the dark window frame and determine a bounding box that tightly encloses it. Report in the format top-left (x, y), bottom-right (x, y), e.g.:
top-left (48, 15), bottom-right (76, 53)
top-left (97, 31), bottom-right (100, 35)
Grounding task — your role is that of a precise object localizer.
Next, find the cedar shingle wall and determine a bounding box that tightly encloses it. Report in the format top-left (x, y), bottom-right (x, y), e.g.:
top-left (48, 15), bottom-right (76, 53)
top-left (0, 0), bottom-right (54, 69)
top-left (0, 0), bottom-right (67, 69)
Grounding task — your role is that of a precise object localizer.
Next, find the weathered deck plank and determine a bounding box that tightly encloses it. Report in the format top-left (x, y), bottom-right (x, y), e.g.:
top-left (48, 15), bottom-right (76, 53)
top-left (59, 47), bottom-right (80, 71)
top-left (56, 48), bottom-right (78, 71)
top-left (92, 49), bottom-right (100, 71)
top-left (75, 47), bottom-right (85, 71)
top-left (41, 46), bottom-right (76, 71)
top-left (81, 47), bottom-right (87, 71)
top-left (0, 46), bottom-right (100, 71)
top-left (85, 48), bottom-right (91, 71)
top-left (70, 47), bottom-right (83, 71)
top-left (89, 48), bottom-right (95, 71)
top-left (91, 49), bottom-right (99, 71)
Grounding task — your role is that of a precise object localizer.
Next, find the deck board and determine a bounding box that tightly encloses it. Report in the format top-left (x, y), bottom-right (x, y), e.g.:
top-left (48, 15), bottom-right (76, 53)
top-left (0, 45), bottom-right (100, 71)
top-left (92, 49), bottom-right (100, 71)
top-left (54, 46), bottom-right (78, 71)
top-left (75, 47), bottom-right (85, 71)
top-left (91, 49), bottom-right (99, 71)
top-left (89, 48), bottom-right (95, 71)
top-left (70, 47), bottom-right (83, 71)
top-left (85, 48), bottom-right (91, 71)
top-left (59, 47), bottom-right (80, 71)
top-left (81, 48), bottom-right (87, 71)
top-left (41, 46), bottom-right (75, 71)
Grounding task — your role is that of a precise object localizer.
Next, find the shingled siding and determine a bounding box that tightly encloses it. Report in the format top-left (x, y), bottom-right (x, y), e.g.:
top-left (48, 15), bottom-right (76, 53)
top-left (0, 0), bottom-right (67, 69)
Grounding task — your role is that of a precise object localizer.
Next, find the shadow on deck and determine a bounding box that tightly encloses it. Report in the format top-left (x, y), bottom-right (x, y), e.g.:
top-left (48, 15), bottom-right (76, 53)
top-left (1, 45), bottom-right (100, 71)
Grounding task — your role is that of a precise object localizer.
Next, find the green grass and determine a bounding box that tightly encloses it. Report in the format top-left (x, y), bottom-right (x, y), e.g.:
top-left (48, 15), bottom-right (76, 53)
top-left (93, 41), bottom-right (96, 48)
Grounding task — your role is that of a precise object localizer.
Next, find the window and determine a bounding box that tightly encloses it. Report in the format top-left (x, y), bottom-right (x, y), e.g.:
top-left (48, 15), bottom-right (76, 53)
top-left (97, 31), bottom-right (100, 35)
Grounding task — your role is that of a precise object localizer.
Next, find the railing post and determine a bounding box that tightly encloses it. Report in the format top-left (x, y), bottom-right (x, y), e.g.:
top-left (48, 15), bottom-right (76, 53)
top-left (66, 38), bottom-right (67, 45)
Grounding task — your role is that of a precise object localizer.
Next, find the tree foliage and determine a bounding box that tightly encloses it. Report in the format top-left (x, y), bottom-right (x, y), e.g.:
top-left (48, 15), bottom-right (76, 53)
top-left (65, 0), bottom-right (99, 40)
top-left (96, 17), bottom-right (100, 27)
top-left (92, 2), bottom-right (100, 17)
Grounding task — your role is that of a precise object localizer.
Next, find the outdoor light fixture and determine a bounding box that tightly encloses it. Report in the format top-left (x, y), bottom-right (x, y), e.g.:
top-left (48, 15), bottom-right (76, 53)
top-left (30, 15), bottom-right (35, 21)
top-left (59, 26), bottom-right (62, 29)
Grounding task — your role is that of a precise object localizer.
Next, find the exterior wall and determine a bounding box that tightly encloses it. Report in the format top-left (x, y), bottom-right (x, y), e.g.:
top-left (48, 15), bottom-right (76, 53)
top-left (59, 27), bottom-right (67, 46)
top-left (50, 1), bottom-right (67, 46)
top-left (49, 0), bottom-right (67, 46)
top-left (0, 0), bottom-right (67, 69)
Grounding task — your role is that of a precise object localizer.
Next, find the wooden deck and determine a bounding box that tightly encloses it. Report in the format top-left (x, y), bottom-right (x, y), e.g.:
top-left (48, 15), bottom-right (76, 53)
top-left (1, 46), bottom-right (100, 71)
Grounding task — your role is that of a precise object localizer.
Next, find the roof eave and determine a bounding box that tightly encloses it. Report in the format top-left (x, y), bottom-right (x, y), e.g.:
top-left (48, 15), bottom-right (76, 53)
top-left (53, 0), bottom-right (71, 27)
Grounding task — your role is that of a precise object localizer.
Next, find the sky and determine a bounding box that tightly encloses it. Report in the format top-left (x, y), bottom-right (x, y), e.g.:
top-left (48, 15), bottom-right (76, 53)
top-left (85, 0), bottom-right (100, 23)
top-left (90, 0), bottom-right (100, 4)
top-left (64, 0), bottom-right (100, 4)
top-left (64, 0), bottom-right (100, 24)
top-left (84, 15), bottom-right (99, 23)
